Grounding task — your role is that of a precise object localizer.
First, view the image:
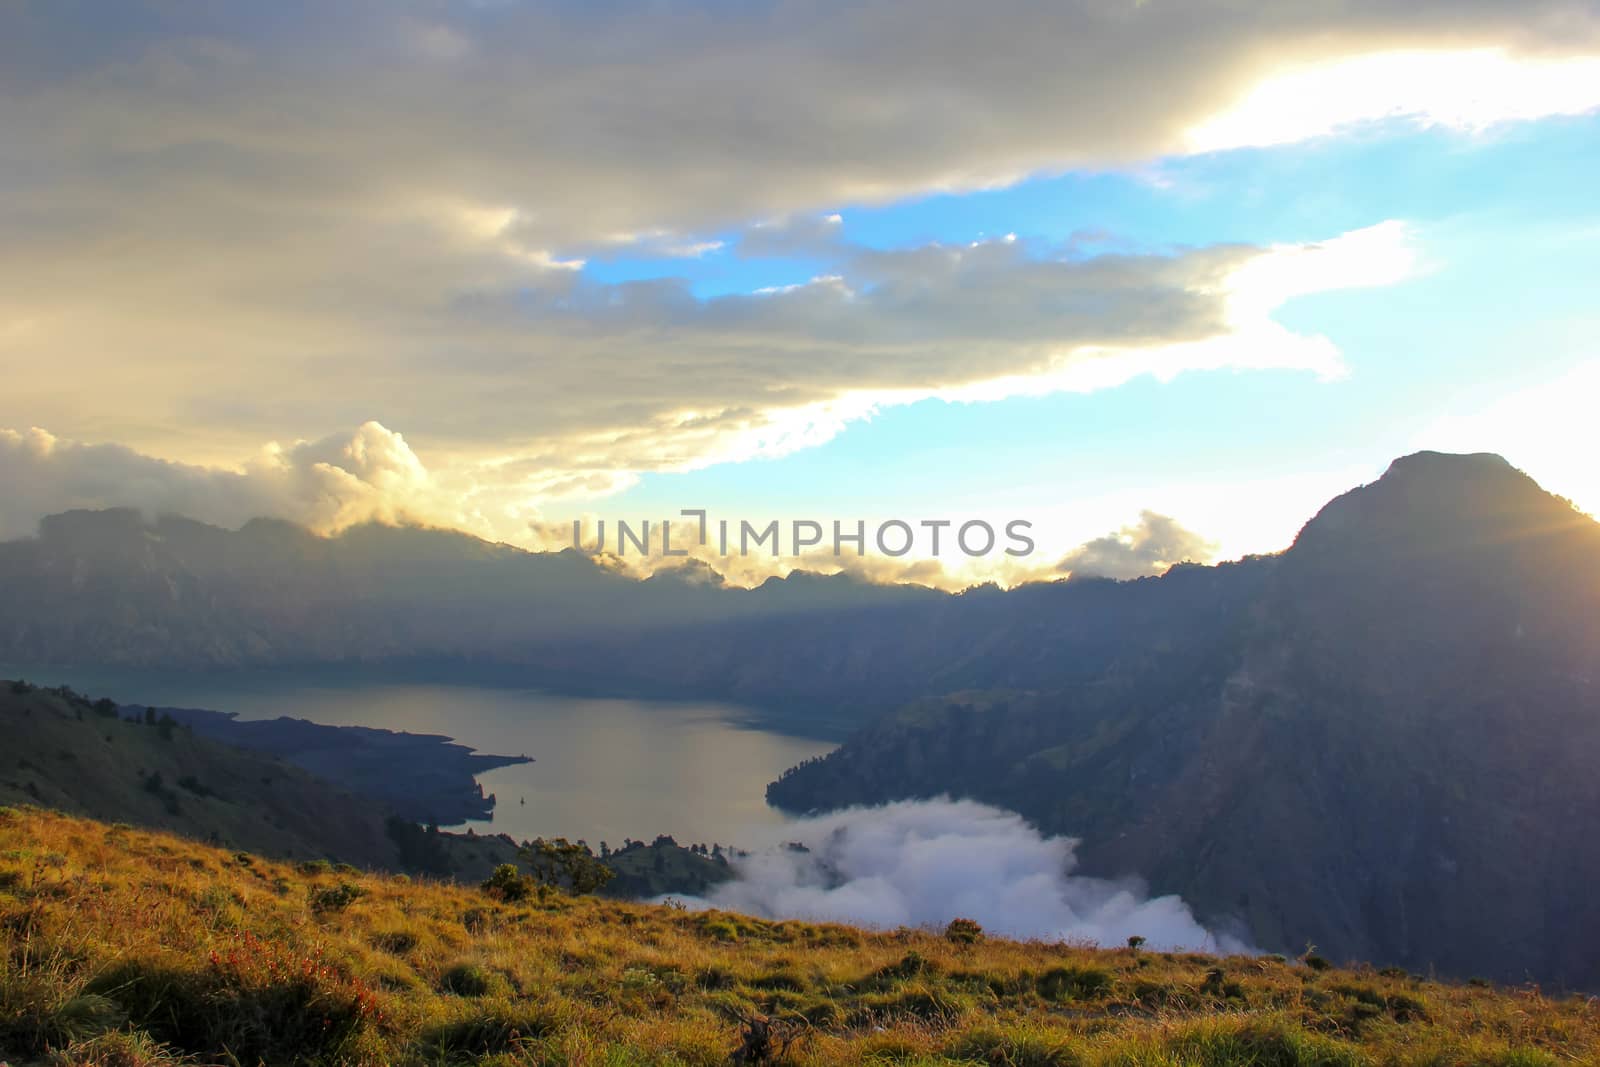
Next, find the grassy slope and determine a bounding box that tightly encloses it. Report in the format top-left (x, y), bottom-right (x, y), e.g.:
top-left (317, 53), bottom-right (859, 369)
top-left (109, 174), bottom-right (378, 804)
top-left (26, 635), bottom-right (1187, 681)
top-left (0, 681), bottom-right (729, 896)
top-left (0, 682), bottom-right (407, 871)
top-left (2, 809), bottom-right (1594, 1067)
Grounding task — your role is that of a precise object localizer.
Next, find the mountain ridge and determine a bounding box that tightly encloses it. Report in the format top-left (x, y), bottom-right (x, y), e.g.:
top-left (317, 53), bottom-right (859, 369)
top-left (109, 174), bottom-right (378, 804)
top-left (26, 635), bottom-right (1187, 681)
top-left (767, 453), bottom-right (1600, 987)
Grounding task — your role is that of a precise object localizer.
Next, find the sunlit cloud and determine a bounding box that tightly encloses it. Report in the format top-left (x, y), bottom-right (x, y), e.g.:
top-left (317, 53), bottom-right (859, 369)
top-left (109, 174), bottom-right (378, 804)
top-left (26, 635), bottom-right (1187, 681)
top-left (1188, 49), bottom-right (1600, 152)
top-left (0, 219), bottom-right (1420, 552)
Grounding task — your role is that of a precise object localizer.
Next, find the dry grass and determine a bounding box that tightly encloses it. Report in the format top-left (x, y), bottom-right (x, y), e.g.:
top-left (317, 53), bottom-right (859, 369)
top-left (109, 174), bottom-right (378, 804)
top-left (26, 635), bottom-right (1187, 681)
top-left (1, 805), bottom-right (1594, 1066)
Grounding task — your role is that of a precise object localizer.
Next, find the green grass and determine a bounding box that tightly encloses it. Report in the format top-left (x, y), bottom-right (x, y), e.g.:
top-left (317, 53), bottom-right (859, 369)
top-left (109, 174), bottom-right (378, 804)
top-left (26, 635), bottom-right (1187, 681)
top-left (0, 806), bottom-right (1595, 1066)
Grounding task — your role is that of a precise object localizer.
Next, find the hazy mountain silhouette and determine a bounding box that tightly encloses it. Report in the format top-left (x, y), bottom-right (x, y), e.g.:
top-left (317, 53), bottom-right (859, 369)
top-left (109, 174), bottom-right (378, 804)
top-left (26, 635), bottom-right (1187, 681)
top-left (0, 508), bottom-right (937, 686)
top-left (769, 452), bottom-right (1600, 986)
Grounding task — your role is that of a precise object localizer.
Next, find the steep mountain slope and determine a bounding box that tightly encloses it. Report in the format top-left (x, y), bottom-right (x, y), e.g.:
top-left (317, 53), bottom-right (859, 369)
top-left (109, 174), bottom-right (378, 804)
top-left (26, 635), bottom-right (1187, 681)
top-left (768, 453), bottom-right (1600, 987)
top-left (0, 680), bottom-right (411, 870)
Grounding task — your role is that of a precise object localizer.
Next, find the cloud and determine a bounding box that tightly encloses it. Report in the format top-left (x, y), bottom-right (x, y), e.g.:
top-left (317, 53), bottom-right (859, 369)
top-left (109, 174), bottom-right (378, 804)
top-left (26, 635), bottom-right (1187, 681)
top-left (1187, 48), bottom-right (1600, 152)
top-left (0, 221), bottom-right (1415, 543)
top-left (0, 421), bottom-right (466, 541)
top-left (3, 1), bottom-right (1577, 535)
top-left (1, 420), bottom-right (1232, 592)
top-left (1057, 510), bottom-right (1218, 580)
top-left (678, 798), bottom-right (1251, 953)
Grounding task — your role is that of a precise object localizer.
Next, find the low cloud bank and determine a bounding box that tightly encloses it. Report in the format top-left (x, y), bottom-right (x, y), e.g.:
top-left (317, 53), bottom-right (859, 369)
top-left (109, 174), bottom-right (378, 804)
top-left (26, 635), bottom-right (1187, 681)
top-left (681, 798), bottom-right (1251, 953)
top-left (1056, 509), bottom-right (1217, 580)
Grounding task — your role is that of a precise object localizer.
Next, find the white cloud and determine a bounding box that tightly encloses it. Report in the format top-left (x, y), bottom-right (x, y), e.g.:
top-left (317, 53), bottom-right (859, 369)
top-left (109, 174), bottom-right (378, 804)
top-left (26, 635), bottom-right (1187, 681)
top-left (680, 798), bottom-right (1252, 953)
top-left (1057, 511), bottom-right (1217, 580)
top-left (0, 422), bottom-right (468, 541)
top-left (1188, 48), bottom-right (1600, 152)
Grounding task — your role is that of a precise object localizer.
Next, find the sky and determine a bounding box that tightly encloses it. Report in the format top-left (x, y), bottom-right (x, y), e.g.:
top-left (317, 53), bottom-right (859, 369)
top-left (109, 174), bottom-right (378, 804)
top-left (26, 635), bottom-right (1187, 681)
top-left (3, 1), bottom-right (1599, 587)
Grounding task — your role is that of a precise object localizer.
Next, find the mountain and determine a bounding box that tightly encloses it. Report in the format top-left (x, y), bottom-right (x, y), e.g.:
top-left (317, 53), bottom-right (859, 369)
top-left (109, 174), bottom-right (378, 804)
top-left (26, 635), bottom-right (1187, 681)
top-left (5, 805), bottom-right (1593, 1067)
top-left (0, 504), bottom-right (1269, 732)
top-left (0, 679), bottom-right (419, 871)
top-left (0, 510), bottom-right (940, 731)
top-left (767, 453), bottom-right (1600, 987)
top-left (4, 452), bottom-right (1599, 985)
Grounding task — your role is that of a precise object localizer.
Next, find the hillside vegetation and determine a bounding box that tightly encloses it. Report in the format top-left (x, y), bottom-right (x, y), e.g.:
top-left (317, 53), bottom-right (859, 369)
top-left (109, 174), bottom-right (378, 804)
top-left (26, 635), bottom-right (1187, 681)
top-left (0, 682), bottom-right (731, 899)
top-left (2, 808), bottom-right (1594, 1067)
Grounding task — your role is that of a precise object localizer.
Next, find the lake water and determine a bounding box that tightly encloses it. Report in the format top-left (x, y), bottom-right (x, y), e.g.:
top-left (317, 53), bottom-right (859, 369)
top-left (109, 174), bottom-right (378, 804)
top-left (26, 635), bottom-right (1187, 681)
top-left (1, 666), bottom-right (834, 848)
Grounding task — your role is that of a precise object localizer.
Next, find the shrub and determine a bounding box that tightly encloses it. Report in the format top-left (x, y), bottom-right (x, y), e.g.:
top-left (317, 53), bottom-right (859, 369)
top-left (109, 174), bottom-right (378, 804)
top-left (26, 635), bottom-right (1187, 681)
top-left (1161, 1017), bottom-right (1365, 1067)
top-left (46, 994), bottom-right (128, 1044)
top-left (481, 863), bottom-right (534, 902)
top-left (949, 1026), bottom-right (1082, 1067)
top-left (872, 951), bottom-right (932, 983)
top-left (371, 929), bottom-right (419, 955)
top-left (695, 965), bottom-right (736, 991)
top-left (86, 934), bottom-right (381, 1065)
top-left (422, 1003), bottom-right (560, 1057)
top-left (309, 881), bottom-right (365, 914)
top-left (1037, 965), bottom-right (1114, 1002)
top-left (440, 961), bottom-right (494, 997)
top-left (945, 917), bottom-right (984, 944)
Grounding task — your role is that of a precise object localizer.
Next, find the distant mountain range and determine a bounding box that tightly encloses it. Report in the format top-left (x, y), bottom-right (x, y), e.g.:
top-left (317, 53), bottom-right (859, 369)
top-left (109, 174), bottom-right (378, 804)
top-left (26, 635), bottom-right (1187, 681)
top-left (2, 452), bottom-right (1597, 985)
top-left (0, 496), bottom-right (1263, 732)
top-left (770, 452), bottom-right (1600, 987)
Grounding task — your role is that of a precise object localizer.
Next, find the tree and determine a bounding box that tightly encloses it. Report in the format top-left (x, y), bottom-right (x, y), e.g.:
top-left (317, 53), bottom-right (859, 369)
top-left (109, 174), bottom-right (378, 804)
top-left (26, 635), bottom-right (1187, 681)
top-left (482, 863), bottom-right (533, 902)
top-left (519, 837), bottom-right (614, 895)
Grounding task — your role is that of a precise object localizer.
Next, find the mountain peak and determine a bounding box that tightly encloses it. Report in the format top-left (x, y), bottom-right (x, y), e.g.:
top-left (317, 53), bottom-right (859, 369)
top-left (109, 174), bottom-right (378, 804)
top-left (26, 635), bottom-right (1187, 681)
top-left (1378, 449), bottom-right (1514, 481)
top-left (1288, 450), bottom-right (1573, 559)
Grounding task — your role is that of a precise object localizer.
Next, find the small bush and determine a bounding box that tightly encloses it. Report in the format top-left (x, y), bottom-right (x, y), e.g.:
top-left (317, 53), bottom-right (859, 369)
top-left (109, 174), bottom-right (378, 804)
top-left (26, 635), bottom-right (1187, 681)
top-left (1037, 965), bottom-right (1114, 1002)
top-left (695, 965), bottom-right (736, 991)
top-left (1162, 1017), bottom-right (1365, 1067)
top-left (86, 934), bottom-right (381, 1065)
top-left (872, 951), bottom-right (933, 984)
top-left (945, 917), bottom-right (984, 944)
top-left (309, 881), bottom-right (365, 914)
top-left (440, 961), bottom-right (495, 997)
top-left (481, 862), bottom-right (534, 902)
top-left (371, 929), bottom-right (419, 955)
top-left (422, 1003), bottom-right (559, 1056)
top-left (949, 1026), bottom-right (1082, 1067)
